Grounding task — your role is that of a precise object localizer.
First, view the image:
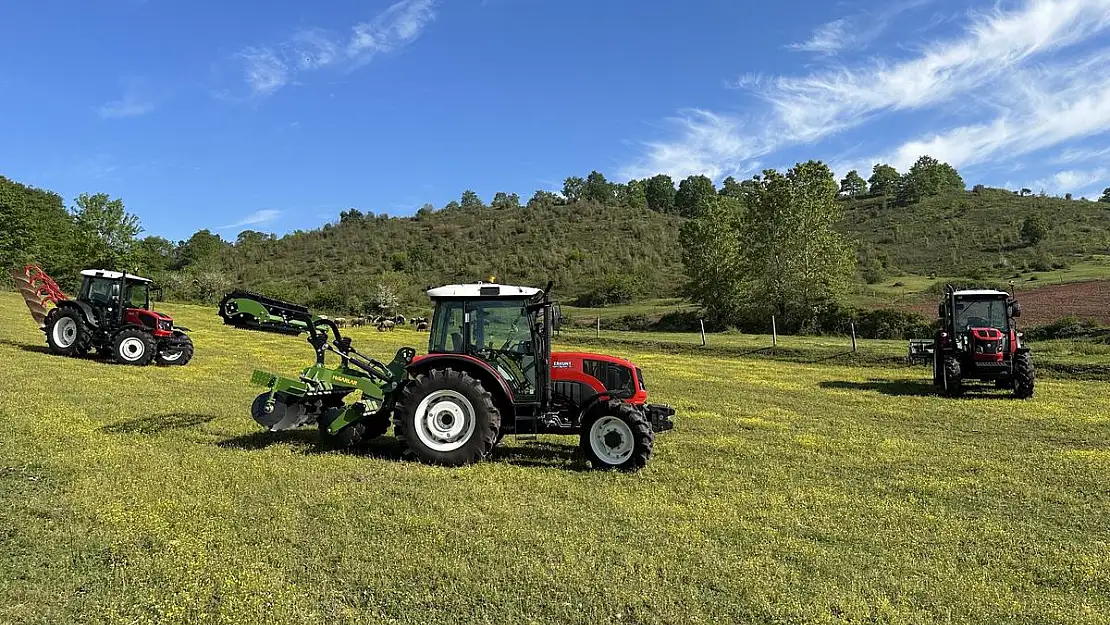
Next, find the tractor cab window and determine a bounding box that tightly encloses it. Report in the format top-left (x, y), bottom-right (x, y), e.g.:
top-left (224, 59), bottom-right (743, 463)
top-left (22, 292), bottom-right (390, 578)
top-left (81, 277), bottom-right (119, 308)
top-left (954, 297), bottom-right (1009, 332)
top-left (430, 301), bottom-right (466, 354)
top-left (468, 299), bottom-right (537, 399)
top-left (124, 282), bottom-right (149, 310)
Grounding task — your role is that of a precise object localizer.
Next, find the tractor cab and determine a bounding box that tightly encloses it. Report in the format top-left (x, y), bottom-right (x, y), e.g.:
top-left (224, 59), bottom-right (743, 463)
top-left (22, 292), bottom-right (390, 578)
top-left (77, 270), bottom-right (170, 329)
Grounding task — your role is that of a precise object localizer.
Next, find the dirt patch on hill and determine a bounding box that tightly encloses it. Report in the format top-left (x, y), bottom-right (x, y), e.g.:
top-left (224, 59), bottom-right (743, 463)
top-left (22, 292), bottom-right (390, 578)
top-left (910, 280), bottom-right (1110, 325)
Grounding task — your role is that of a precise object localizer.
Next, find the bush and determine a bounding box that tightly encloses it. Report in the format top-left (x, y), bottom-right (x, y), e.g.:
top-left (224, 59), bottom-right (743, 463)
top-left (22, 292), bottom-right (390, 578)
top-left (1025, 317), bottom-right (1110, 341)
top-left (574, 274), bottom-right (642, 307)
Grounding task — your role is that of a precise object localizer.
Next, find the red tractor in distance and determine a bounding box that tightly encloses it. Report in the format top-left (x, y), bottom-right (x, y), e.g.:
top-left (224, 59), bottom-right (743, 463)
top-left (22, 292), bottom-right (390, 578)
top-left (39, 269), bottom-right (194, 366)
top-left (393, 281), bottom-right (675, 471)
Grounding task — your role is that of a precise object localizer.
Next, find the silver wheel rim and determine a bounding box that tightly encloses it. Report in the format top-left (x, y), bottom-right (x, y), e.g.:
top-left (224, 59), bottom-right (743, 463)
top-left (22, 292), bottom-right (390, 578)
top-left (160, 350), bottom-right (183, 362)
top-left (52, 317), bottom-right (77, 348)
top-left (118, 337), bottom-right (147, 362)
top-left (414, 390), bottom-right (476, 452)
top-left (589, 416), bottom-right (634, 465)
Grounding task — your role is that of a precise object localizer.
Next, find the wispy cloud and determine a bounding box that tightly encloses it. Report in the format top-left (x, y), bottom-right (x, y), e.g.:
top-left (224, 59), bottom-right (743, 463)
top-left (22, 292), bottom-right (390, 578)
top-left (219, 209), bottom-right (282, 230)
top-left (787, 0), bottom-right (934, 56)
top-left (623, 0), bottom-right (1110, 181)
top-left (98, 80), bottom-right (155, 119)
top-left (788, 19), bottom-right (853, 55)
top-left (233, 0), bottom-right (437, 98)
top-left (1034, 167), bottom-right (1110, 194)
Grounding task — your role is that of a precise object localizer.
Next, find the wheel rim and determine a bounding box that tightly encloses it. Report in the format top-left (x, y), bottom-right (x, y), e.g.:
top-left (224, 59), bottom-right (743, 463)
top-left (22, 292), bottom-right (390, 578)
top-left (52, 317), bottom-right (77, 348)
top-left (414, 390), bottom-right (476, 452)
top-left (118, 337), bottom-right (147, 362)
top-left (589, 416), bottom-right (634, 465)
top-left (160, 350), bottom-right (183, 362)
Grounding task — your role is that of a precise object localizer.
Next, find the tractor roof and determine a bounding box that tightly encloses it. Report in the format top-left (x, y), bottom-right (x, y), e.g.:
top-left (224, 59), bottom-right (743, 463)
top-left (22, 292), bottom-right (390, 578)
top-left (952, 289), bottom-right (1010, 297)
top-left (80, 269), bottom-right (152, 283)
top-left (426, 283), bottom-right (541, 299)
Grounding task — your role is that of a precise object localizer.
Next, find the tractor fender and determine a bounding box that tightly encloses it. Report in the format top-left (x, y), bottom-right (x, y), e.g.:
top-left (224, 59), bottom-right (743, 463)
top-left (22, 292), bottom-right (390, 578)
top-left (54, 300), bottom-right (99, 328)
top-left (406, 354), bottom-right (516, 418)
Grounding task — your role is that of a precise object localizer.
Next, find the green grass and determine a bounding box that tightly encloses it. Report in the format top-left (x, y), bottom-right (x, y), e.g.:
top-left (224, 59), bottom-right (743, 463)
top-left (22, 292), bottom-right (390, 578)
top-left (1, 291), bottom-right (1108, 624)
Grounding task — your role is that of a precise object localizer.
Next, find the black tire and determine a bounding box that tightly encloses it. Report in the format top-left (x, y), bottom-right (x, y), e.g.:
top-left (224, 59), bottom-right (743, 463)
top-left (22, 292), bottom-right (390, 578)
top-left (45, 308), bottom-right (91, 357)
top-left (580, 400), bottom-right (655, 472)
top-left (319, 404), bottom-right (391, 449)
top-left (1013, 352), bottom-right (1035, 399)
top-left (941, 355), bottom-right (964, 397)
top-left (156, 334), bottom-right (193, 366)
top-left (393, 368), bottom-right (500, 466)
top-left (112, 328), bottom-right (155, 366)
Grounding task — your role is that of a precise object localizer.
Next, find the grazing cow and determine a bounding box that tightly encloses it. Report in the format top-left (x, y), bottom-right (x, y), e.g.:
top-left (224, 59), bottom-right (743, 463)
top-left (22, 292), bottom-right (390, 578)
top-left (394, 314), bottom-right (406, 326)
top-left (334, 317), bottom-right (347, 328)
top-left (377, 319), bottom-right (395, 332)
top-left (416, 321), bottom-right (429, 331)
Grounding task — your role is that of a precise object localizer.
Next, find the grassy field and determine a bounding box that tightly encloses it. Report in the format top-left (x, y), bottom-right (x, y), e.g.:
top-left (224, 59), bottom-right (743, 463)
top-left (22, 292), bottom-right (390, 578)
top-left (1, 291), bottom-right (1108, 624)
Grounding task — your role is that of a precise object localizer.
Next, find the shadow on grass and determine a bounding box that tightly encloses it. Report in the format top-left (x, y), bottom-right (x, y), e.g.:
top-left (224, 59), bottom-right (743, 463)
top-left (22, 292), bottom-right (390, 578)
top-left (102, 413), bottom-right (219, 435)
top-left (0, 338), bottom-right (50, 355)
top-left (820, 379), bottom-right (1020, 399)
top-left (216, 431), bottom-right (588, 470)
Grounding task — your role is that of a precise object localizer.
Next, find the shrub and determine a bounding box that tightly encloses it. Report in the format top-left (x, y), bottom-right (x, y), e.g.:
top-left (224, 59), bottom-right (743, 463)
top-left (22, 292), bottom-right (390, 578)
top-left (1025, 317), bottom-right (1110, 341)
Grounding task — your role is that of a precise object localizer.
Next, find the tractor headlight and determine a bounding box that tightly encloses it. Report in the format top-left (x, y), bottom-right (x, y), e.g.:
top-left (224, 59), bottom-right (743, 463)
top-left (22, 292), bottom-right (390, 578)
top-left (158, 320), bottom-right (172, 331)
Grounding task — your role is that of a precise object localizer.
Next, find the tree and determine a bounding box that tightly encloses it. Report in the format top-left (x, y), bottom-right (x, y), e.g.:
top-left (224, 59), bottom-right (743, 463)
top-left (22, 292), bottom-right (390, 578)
top-left (584, 171), bottom-right (616, 204)
top-left (365, 282), bottom-right (398, 316)
top-left (491, 192), bottom-right (522, 210)
top-left (643, 174), bottom-right (676, 213)
top-left (71, 192), bottom-right (142, 269)
top-left (176, 230), bottom-right (225, 269)
top-left (1021, 215), bottom-right (1049, 246)
top-left (719, 176), bottom-right (743, 200)
top-left (1100, 187), bottom-right (1110, 203)
top-left (868, 164), bottom-right (901, 196)
top-left (416, 203), bottom-right (435, 217)
top-left (681, 161), bottom-right (854, 330)
top-left (526, 190), bottom-right (561, 209)
top-left (134, 236), bottom-right (176, 274)
top-left (617, 179), bottom-right (648, 210)
top-left (674, 175), bottom-right (717, 217)
top-left (339, 208), bottom-right (363, 223)
top-left (562, 177), bottom-right (585, 203)
top-left (897, 155), bottom-right (964, 204)
top-left (460, 190), bottom-right (484, 210)
top-left (839, 170), bottom-right (867, 197)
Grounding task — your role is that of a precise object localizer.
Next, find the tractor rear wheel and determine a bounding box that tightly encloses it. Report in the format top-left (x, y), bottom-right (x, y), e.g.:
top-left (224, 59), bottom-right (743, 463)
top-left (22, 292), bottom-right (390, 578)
top-left (45, 308), bottom-right (90, 357)
top-left (394, 368), bottom-right (500, 466)
top-left (1013, 352), bottom-right (1035, 399)
top-left (581, 400), bottom-right (654, 472)
top-left (941, 356), bottom-right (964, 398)
top-left (156, 335), bottom-right (193, 366)
top-left (112, 328), bottom-right (155, 366)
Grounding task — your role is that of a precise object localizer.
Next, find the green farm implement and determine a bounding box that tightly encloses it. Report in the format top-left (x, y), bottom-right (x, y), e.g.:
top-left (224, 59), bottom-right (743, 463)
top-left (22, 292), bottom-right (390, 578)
top-left (219, 289), bottom-right (325, 335)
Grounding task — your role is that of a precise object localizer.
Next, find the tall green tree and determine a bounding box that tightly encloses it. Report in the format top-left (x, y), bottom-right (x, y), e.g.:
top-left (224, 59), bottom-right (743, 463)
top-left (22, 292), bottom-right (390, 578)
top-left (719, 176), bottom-right (743, 200)
top-left (526, 190), bottom-right (561, 209)
top-left (134, 236), bottom-right (176, 274)
top-left (618, 179), bottom-right (648, 210)
top-left (679, 195), bottom-right (745, 323)
top-left (460, 190), bottom-right (484, 209)
top-left (177, 229), bottom-right (225, 269)
top-left (584, 171), bottom-right (615, 204)
top-left (674, 175), bottom-right (717, 217)
top-left (868, 164), bottom-right (901, 196)
top-left (71, 192), bottom-right (142, 270)
top-left (643, 174), bottom-right (676, 213)
top-left (898, 155), bottom-right (965, 204)
top-left (491, 192), bottom-right (521, 210)
top-left (1099, 187), bottom-right (1110, 203)
top-left (1021, 215), bottom-right (1049, 246)
top-left (562, 177), bottom-right (585, 203)
top-left (839, 170), bottom-right (867, 197)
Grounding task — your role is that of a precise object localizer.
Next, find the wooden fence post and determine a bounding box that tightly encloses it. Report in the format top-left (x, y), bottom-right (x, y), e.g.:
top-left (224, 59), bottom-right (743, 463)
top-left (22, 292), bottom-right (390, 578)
top-left (699, 318), bottom-right (706, 346)
top-left (596, 316), bottom-right (600, 339)
top-left (772, 315), bottom-right (778, 348)
top-left (850, 321), bottom-right (857, 353)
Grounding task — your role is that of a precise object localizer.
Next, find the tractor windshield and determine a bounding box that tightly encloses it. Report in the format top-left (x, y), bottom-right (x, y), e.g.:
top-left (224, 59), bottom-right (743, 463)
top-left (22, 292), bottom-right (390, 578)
top-left (124, 282), bottom-right (150, 310)
top-left (954, 296), bottom-right (1009, 332)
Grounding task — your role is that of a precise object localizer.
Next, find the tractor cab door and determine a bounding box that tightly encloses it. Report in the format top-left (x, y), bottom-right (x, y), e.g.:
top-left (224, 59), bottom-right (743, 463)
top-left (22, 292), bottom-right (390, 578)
top-left (123, 281), bottom-right (150, 311)
top-left (79, 277), bottom-right (121, 325)
top-left (467, 299), bottom-right (538, 400)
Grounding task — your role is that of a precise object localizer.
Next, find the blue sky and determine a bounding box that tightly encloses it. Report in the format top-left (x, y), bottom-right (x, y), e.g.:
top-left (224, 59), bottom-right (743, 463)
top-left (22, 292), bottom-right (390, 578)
top-left (2, 0), bottom-right (1110, 242)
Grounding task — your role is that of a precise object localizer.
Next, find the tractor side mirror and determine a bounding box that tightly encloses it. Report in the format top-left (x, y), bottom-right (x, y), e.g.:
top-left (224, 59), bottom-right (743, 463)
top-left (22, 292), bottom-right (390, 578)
top-left (1010, 301), bottom-right (1022, 318)
top-left (552, 304), bottom-right (563, 330)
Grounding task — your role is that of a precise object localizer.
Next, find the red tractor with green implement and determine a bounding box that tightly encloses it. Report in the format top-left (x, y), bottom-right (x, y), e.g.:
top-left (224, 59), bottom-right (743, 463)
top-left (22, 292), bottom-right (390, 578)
top-left (242, 281), bottom-right (675, 471)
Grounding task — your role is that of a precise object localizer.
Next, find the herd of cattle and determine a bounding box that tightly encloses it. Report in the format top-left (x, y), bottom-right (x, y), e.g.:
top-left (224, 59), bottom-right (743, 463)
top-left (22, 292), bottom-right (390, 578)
top-left (331, 315), bottom-right (430, 332)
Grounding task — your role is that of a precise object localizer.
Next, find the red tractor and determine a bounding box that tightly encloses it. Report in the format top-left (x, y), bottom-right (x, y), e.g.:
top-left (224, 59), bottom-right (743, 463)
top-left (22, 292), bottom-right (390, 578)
top-left (392, 281), bottom-right (675, 470)
top-left (40, 269), bottom-right (193, 366)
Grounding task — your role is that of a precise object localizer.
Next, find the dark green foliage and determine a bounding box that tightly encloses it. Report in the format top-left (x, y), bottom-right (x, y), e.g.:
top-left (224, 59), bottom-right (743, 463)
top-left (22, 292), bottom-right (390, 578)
top-left (868, 164), bottom-right (901, 196)
top-left (643, 174), bottom-right (676, 213)
top-left (527, 190), bottom-right (562, 210)
top-left (674, 175), bottom-right (717, 217)
top-left (618, 180), bottom-right (648, 210)
top-left (460, 190), bottom-right (484, 210)
top-left (71, 192), bottom-right (142, 270)
top-left (897, 156), bottom-right (965, 204)
top-left (1100, 187), bottom-right (1110, 203)
top-left (839, 170), bottom-right (867, 197)
top-left (562, 177), bottom-right (585, 203)
top-left (1021, 214), bottom-right (1049, 246)
top-left (491, 192), bottom-right (521, 210)
top-left (1025, 317), bottom-right (1110, 342)
top-left (175, 229), bottom-right (227, 270)
top-left (574, 274), bottom-right (643, 307)
top-left (583, 171), bottom-right (615, 204)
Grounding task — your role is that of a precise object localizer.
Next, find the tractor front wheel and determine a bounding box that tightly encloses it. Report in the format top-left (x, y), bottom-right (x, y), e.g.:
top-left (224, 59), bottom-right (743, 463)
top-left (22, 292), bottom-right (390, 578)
top-left (581, 400), bottom-right (655, 472)
top-left (394, 368), bottom-right (500, 466)
top-left (156, 335), bottom-right (194, 366)
top-left (45, 308), bottom-right (90, 357)
top-left (1013, 352), bottom-right (1035, 399)
top-left (112, 328), bottom-right (155, 366)
top-left (941, 356), bottom-right (964, 397)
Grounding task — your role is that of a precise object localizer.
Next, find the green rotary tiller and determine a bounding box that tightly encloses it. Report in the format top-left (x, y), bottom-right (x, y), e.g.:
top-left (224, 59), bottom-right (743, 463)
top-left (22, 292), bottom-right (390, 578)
top-left (242, 296), bottom-right (415, 447)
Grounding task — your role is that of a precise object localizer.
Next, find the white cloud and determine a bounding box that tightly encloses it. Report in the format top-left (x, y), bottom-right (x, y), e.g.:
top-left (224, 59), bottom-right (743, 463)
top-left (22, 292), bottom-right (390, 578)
top-left (624, 0), bottom-right (1110, 181)
top-left (789, 19), bottom-right (853, 55)
top-left (1033, 168), bottom-right (1110, 194)
top-left (235, 0), bottom-right (437, 97)
top-left (98, 81), bottom-right (154, 119)
top-left (219, 209), bottom-right (282, 230)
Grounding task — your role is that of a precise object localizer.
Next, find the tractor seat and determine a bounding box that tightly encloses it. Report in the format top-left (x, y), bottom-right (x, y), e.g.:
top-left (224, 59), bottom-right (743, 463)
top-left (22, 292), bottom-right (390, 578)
top-left (449, 331), bottom-right (463, 352)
